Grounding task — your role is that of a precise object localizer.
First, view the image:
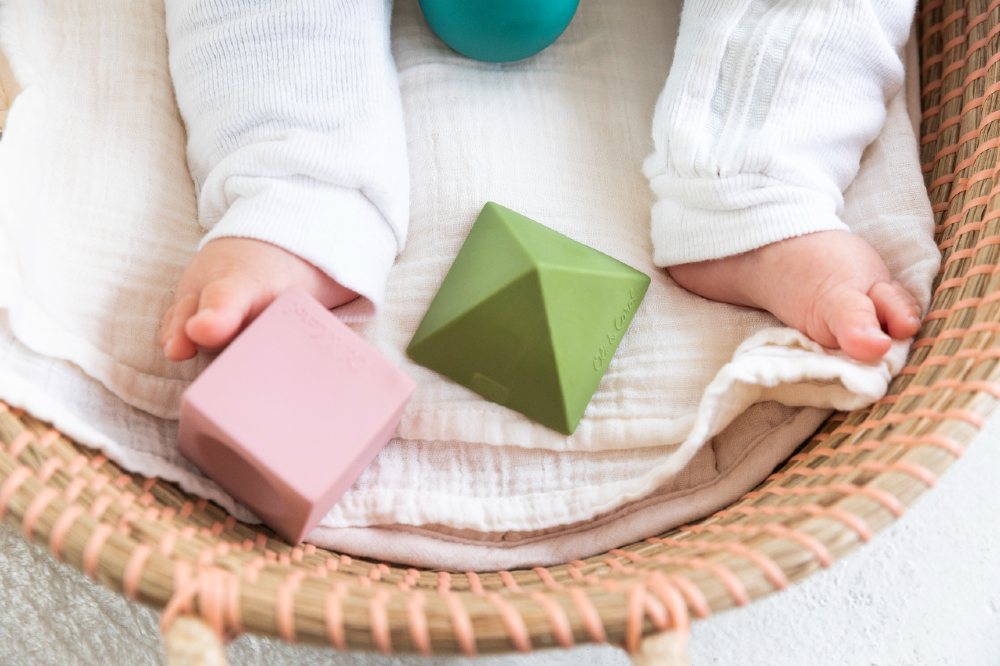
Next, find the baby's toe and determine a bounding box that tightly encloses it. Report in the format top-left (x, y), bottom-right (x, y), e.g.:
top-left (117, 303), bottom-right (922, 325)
top-left (869, 281), bottom-right (922, 339)
top-left (823, 288), bottom-right (892, 363)
top-left (161, 292), bottom-right (200, 361)
top-left (184, 277), bottom-right (261, 351)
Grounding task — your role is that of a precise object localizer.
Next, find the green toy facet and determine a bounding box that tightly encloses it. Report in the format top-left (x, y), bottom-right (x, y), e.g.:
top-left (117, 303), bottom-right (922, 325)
top-left (407, 203), bottom-right (650, 435)
top-left (418, 0), bottom-right (579, 63)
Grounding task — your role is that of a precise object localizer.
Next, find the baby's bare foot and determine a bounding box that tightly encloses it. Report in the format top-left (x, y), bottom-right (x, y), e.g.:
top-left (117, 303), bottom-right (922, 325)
top-left (160, 238), bottom-right (357, 361)
top-left (668, 230), bottom-right (921, 363)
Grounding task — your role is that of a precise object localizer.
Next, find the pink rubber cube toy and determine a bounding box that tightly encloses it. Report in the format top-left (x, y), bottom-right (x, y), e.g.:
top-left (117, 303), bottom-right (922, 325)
top-left (177, 288), bottom-right (415, 544)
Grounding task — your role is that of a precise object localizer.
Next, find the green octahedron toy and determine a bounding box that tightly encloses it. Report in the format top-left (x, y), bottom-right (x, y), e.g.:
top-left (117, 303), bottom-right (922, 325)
top-left (407, 203), bottom-right (650, 435)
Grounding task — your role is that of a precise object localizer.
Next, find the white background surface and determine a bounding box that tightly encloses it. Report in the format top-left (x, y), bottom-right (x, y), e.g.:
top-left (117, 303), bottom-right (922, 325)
top-left (1, 410), bottom-right (998, 665)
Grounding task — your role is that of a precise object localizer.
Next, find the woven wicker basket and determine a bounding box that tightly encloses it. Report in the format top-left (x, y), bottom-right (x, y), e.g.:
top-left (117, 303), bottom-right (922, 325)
top-left (1, 0), bottom-right (996, 663)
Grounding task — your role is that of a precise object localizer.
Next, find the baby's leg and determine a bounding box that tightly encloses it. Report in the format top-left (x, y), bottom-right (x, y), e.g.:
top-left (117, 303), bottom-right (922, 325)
top-left (645, 1), bottom-right (920, 361)
top-left (668, 231), bottom-right (920, 362)
top-left (160, 0), bottom-right (407, 361)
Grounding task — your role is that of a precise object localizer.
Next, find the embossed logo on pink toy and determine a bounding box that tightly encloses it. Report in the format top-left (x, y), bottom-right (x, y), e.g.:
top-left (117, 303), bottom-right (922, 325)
top-left (282, 300), bottom-right (367, 371)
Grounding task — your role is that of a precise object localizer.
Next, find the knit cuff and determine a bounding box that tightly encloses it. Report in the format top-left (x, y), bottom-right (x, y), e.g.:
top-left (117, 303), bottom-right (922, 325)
top-left (648, 172), bottom-right (850, 266)
top-left (199, 179), bottom-right (399, 319)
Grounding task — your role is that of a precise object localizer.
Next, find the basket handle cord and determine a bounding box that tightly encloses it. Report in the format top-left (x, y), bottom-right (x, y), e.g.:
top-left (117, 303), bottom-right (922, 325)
top-left (632, 630), bottom-right (690, 665)
top-left (163, 616), bottom-right (229, 666)
top-left (627, 573), bottom-right (692, 664)
top-left (161, 567), bottom-right (234, 665)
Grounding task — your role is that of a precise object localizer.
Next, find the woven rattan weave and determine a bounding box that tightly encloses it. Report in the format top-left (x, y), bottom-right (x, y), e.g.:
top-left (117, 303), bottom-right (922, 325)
top-left (0, 0), bottom-right (996, 659)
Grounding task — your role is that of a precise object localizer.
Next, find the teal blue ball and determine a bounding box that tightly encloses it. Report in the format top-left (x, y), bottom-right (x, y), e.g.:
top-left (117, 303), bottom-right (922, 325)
top-left (418, 0), bottom-right (580, 63)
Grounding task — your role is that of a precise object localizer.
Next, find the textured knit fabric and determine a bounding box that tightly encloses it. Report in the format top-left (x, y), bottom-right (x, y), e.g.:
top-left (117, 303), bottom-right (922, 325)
top-left (645, 0), bottom-right (917, 265)
top-left (164, 0), bottom-right (408, 314)
top-left (166, 0), bottom-right (917, 286)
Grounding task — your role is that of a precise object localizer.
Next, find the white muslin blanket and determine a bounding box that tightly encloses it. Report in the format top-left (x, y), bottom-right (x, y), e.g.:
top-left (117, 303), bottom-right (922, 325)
top-left (0, 0), bottom-right (938, 568)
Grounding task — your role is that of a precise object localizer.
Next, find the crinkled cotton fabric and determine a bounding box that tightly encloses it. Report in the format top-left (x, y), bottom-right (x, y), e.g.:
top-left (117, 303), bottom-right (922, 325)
top-left (0, 0), bottom-right (937, 568)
